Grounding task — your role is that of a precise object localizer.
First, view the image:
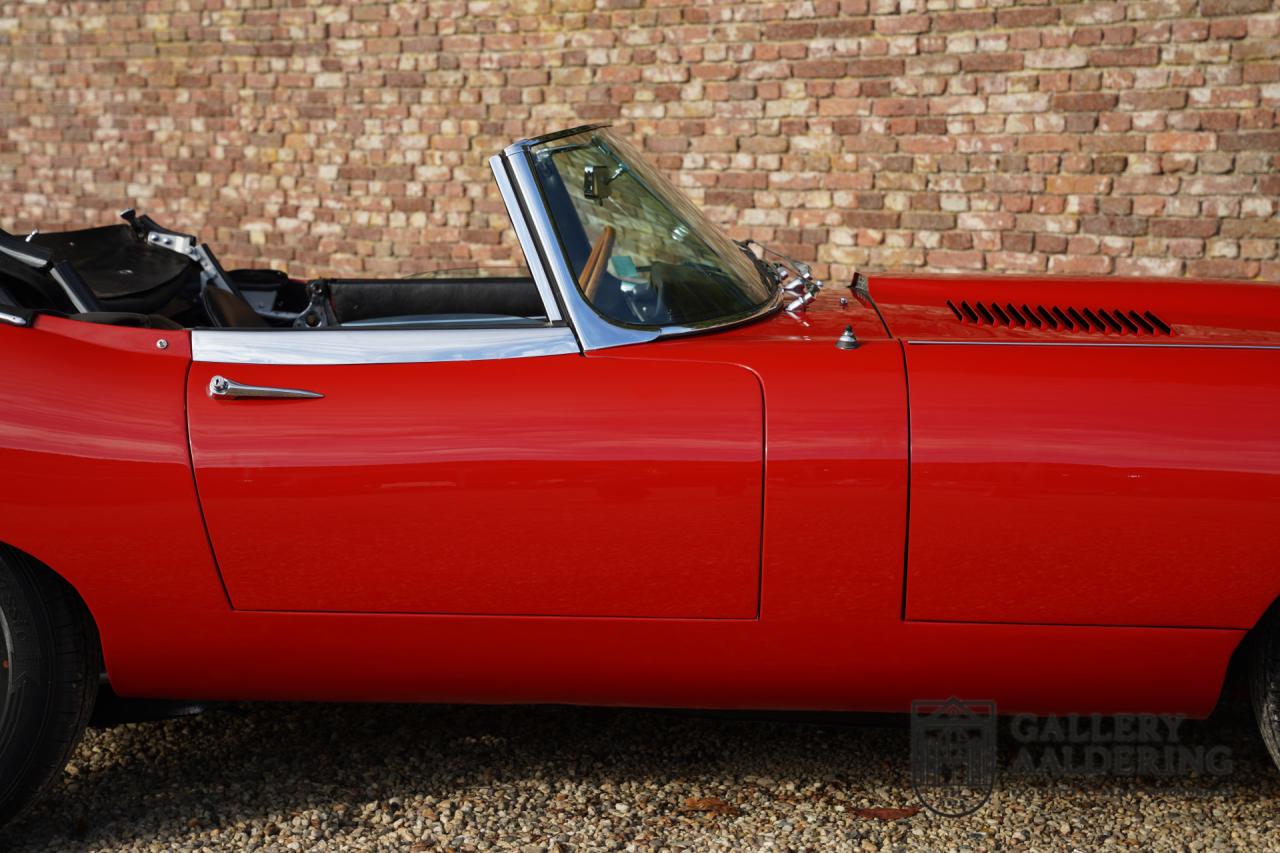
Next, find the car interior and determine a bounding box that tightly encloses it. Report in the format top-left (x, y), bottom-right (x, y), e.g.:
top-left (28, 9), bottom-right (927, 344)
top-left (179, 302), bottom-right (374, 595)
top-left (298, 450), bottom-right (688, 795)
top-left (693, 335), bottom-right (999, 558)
top-left (0, 210), bottom-right (549, 331)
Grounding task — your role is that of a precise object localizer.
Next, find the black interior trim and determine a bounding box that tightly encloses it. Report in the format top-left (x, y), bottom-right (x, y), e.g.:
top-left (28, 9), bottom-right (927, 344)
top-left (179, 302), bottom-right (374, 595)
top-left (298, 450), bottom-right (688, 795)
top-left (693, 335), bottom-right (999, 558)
top-left (67, 311), bottom-right (183, 330)
top-left (322, 277), bottom-right (546, 324)
top-left (203, 286), bottom-right (269, 328)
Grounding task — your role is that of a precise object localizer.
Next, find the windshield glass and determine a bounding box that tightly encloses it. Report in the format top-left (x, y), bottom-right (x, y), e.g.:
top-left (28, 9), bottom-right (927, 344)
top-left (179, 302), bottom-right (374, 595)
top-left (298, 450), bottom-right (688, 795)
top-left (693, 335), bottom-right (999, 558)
top-left (527, 128), bottom-right (775, 328)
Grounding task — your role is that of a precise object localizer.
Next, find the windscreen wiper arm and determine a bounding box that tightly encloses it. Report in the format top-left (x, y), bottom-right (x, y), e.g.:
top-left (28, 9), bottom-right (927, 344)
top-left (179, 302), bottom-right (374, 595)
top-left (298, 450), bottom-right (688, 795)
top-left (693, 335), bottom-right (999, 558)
top-left (735, 238), bottom-right (824, 311)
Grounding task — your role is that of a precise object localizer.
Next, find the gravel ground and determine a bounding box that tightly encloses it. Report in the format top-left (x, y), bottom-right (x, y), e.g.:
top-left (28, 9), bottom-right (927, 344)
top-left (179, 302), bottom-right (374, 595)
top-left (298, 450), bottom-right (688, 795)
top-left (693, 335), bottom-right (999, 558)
top-left (4, 692), bottom-right (1279, 852)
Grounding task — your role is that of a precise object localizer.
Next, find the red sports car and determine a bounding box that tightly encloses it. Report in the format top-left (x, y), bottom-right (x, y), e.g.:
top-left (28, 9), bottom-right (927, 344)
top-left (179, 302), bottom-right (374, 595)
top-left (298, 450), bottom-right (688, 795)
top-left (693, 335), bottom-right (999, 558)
top-left (0, 125), bottom-right (1278, 824)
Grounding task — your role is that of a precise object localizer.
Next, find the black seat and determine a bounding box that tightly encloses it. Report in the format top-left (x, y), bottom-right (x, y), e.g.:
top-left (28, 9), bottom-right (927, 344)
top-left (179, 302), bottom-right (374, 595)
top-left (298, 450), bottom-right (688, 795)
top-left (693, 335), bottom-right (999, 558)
top-left (203, 286), bottom-right (269, 328)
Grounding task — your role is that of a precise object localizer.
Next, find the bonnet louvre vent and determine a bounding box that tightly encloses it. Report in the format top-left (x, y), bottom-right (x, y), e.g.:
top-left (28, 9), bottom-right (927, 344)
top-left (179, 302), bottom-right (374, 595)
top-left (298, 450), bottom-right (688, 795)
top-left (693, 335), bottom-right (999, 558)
top-left (945, 300), bottom-right (1173, 336)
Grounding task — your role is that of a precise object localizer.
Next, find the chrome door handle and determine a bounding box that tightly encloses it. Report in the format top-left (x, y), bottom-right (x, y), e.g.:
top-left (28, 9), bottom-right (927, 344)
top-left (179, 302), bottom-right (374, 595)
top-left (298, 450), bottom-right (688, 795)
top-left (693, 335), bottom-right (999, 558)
top-left (208, 375), bottom-right (323, 400)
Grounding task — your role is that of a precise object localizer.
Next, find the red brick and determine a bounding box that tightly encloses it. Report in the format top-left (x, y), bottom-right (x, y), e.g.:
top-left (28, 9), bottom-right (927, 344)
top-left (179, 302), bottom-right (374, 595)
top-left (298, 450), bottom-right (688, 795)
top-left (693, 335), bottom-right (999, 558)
top-left (792, 60), bottom-right (847, 78)
top-left (1052, 92), bottom-right (1120, 112)
top-left (844, 211), bottom-right (902, 229)
top-left (847, 58), bottom-right (906, 77)
top-left (996, 8), bottom-right (1062, 28)
top-left (961, 54), bottom-right (1026, 72)
top-left (1200, 0), bottom-right (1270, 15)
top-left (1219, 131), bottom-right (1280, 151)
top-left (1036, 234), bottom-right (1069, 253)
top-left (927, 249), bottom-right (984, 269)
top-left (934, 11), bottom-right (994, 32)
top-left (1047, 175), bottom-right (1113, 194)
top-left (1149, 132), bottom-right (1216, 152)
top-left (1082, 215), bottom-right (1149, 236)
top-left (1090, 46), bottom-right (1162, 67)
top-left (1187, 258), bottom-right (1261, 278)
top-left (1050, 254), bottom-right (1114, 274)
top-left (0, 1), bottom-right (1269, 286)
top-left (875, 15), bottom-right (930, 35)
top-left (1151, 219), bottom-right (1221, 238)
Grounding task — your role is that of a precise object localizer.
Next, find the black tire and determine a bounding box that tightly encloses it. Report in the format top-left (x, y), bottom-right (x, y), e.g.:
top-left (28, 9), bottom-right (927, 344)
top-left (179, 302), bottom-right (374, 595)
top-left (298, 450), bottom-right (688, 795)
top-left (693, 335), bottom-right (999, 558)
top-left (0, 547), bottom-right (99, 828)
top-left (1251, 602), bottom-right (1280, 772)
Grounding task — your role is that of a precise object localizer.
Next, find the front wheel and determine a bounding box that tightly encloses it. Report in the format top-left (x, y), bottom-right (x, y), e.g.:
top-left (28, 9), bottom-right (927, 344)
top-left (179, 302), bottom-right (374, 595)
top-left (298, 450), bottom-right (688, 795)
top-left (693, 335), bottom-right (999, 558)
top-left (1251, 602), bottom-right (1280, 772)
top-left (0, 548), bottom-right (99, 828)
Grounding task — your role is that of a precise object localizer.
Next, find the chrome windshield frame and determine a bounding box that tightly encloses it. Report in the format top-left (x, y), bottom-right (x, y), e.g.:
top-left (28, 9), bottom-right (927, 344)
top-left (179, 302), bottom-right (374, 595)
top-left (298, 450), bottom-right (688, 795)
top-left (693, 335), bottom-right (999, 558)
top-left (487, 154), bottom-right (564, 324)
top-left (493, 126), bottom-right (782, 352)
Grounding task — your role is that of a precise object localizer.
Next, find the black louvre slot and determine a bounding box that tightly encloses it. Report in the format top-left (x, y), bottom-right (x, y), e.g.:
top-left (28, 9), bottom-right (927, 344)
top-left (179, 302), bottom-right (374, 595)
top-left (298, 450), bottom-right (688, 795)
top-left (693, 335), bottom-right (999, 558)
top-left (1144, 311), bottom-right (1172, 334)
top-left (1128, 311), bottom-right (1155, 333)
top-left (946, 299), bottom-right (1174, 336)
top-left (1086, 308), bottom-right (1120, 334)
top-left (1113, 310), bottom-right (1140, 334)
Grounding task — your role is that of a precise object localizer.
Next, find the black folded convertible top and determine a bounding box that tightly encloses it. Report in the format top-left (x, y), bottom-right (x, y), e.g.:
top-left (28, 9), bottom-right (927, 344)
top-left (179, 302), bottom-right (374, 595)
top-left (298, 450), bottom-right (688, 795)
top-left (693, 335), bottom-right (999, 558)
top-left (1, 223), bottom-right (200, 315)
top-left (29, 225), bottom-right (196, 301)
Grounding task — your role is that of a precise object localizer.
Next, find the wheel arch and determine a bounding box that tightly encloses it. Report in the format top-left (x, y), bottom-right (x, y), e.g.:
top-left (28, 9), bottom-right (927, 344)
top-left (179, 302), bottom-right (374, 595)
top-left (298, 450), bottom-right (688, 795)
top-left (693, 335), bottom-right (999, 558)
top-left (0, 540), bottom-right (104, 681)
top-left (1213, 595), bottom-right (1280, 711)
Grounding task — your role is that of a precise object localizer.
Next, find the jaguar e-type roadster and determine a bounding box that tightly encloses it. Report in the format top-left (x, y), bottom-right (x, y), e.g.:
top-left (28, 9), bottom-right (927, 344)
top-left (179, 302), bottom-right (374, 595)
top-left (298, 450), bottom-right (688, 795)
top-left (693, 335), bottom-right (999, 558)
top-left (0, 125), bottom-right (1278, 824)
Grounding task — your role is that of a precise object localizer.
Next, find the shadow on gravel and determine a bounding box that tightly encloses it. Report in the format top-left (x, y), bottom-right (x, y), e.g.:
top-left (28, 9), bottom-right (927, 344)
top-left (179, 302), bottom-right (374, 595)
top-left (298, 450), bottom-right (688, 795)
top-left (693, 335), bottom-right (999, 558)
top-left (4, 689), bottom-right (1277, 851)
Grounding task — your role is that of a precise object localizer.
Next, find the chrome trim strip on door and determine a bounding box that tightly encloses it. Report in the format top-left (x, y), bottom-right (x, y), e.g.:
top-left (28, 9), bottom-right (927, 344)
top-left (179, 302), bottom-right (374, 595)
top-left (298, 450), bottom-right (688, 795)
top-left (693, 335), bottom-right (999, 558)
top-left (488, 154), bottom-right (563, 323)
top-left (192, 326), bottom-right (581, 365)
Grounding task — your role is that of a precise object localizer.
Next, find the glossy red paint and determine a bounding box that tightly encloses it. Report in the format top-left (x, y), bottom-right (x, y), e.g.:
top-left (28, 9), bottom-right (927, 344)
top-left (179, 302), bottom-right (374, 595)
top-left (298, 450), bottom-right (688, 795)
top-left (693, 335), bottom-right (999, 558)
top-left (903, 342), bottom-right (1280, 628)
top-left (0, 316), bottom-right (234, 671)
top-left (188, 356), bottom-right (764, 618)
top-left (862, 273), bottom-right (1280, 628)
top-left (0, 282), bottom-right (1271, 719)
top-left (868, 273), bottom-right (1280, 345)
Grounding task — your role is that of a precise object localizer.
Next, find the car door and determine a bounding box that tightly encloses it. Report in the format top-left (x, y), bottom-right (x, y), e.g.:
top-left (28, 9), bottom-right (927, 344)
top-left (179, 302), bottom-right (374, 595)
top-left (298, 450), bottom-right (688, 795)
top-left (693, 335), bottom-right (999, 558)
top-left (185, 328), bottom-right (764, 618)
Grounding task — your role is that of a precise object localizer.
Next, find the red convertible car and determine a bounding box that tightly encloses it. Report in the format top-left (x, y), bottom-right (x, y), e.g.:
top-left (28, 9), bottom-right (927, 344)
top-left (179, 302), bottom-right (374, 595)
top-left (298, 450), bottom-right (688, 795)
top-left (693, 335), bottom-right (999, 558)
top-left (0, 125), bottom-right (1278, 823)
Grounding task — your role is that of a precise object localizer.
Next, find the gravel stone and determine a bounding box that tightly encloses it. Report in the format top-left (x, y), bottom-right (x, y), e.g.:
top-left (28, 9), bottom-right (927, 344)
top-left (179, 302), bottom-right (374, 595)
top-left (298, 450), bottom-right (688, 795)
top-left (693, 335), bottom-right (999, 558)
top-left (2, 694), bottom-right (1277, 851)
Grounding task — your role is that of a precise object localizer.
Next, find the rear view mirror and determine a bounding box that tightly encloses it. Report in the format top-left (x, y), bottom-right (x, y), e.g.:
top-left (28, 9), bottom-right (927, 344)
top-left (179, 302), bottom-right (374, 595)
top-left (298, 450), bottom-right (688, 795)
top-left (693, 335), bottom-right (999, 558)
top-left (583, 165), bottom-right (612, 203)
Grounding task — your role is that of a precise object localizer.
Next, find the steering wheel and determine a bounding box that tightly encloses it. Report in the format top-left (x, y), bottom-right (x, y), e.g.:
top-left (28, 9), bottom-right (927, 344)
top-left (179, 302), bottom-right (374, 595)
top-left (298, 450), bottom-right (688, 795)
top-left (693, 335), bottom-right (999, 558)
top-left (624, 259), bottom-right (710, 325)
top-left (622, 268), bottom-right (666, 324)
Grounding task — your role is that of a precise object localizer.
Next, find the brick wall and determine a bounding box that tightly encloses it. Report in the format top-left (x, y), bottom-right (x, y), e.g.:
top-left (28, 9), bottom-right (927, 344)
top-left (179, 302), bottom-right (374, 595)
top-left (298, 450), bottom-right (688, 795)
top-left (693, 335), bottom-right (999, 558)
top-left (1, 0), bottom-right (1277, 284)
